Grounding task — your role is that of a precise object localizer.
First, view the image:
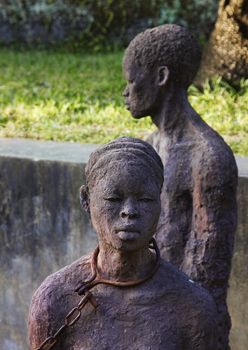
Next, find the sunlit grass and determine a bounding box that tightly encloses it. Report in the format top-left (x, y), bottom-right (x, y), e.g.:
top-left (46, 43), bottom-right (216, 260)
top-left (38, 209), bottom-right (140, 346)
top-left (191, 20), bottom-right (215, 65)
top-left (0, 49), bottom-right (247, 155)
top-left (189, 78), bottom-right (248, 155)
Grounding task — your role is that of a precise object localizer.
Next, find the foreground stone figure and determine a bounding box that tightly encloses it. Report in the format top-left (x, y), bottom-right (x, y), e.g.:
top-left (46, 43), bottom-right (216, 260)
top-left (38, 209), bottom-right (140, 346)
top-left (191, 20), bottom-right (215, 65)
top-left (28, 137), bottom-right (218, 350)
top-left (123, 25), bottom-right (238, 349)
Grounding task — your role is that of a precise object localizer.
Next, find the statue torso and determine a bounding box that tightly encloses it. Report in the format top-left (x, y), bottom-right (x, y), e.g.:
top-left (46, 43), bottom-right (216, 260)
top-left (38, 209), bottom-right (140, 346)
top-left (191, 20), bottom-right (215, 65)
top-left (29, 255), bottom-right (217, 350)
top-left (67, 286), bottom-right (184, 350)
top-left (148, 117), bottom-right (237, 270)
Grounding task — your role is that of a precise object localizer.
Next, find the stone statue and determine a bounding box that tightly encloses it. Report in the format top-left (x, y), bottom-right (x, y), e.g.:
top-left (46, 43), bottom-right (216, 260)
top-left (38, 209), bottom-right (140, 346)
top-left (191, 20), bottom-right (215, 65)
top-left (123, 25), bottom-right (238, 349)
top-left (28, 137), bottom-right (218, 350)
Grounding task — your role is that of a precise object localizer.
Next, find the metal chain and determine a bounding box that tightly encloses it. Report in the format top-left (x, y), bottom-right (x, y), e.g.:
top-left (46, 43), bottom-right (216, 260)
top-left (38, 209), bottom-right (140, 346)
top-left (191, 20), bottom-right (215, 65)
top-left (36, 238), bottom-right (160, 350)
top-left (36, 292), bottom-right (98, 350)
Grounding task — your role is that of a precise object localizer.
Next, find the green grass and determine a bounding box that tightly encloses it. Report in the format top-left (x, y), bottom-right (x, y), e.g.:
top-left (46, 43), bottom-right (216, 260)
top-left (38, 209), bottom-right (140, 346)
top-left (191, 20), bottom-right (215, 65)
top-left (0, 49), bottom-right (247, 155)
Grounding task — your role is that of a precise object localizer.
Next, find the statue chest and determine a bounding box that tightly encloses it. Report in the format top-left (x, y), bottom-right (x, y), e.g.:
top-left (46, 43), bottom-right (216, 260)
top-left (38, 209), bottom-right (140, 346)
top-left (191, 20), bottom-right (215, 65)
top-left (162, 149), bottom-right (194, 203)
top-left (159, 151), bottom-right (193, 226)
top-left (59, 287), bottom-right (184, 350)
top-left (152, 134), bottom-right (195, 199)
top-left (155, 144), bottom-right (196, 266)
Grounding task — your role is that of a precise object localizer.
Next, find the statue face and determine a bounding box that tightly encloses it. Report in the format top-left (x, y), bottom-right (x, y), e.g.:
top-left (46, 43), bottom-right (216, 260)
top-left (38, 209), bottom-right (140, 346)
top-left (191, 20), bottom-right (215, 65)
top-left (89, 163), bottom-right (161, 251)
top-left (123, 62), bottom-right (159, 119)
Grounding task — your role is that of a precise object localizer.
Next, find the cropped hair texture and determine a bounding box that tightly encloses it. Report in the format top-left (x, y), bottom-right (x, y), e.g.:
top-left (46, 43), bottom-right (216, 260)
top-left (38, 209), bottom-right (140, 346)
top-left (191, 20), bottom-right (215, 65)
top-left (123, 24), bottom-right (201, 89)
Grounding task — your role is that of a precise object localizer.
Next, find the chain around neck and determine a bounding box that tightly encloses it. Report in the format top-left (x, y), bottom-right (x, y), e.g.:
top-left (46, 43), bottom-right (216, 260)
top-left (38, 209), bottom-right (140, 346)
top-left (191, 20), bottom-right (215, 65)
top-left (37, 239), bottom-right (161, 350)
top-left (75, 238), bottom-right (161, 295)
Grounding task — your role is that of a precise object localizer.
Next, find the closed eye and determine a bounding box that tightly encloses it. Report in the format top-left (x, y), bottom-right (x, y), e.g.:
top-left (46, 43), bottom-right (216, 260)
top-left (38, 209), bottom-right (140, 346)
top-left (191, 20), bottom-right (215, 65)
top-left (139, 198), bottom-right (154, 202)
top-left (104, 197), bottom-right (122, 202)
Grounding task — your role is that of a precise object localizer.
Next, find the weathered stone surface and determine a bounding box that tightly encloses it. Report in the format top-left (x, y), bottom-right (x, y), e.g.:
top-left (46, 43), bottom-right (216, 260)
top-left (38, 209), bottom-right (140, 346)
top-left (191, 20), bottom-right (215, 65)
top-left (30, 256), bottom-right (218, 350)
top-left (0, 138), bottom-right (247, 350)
top-left (123, 24), bottom-right (238, 349)
top-left (228, 163), bottom-right (248, 350)
top-left (28, 137), bottom-right (218, 350)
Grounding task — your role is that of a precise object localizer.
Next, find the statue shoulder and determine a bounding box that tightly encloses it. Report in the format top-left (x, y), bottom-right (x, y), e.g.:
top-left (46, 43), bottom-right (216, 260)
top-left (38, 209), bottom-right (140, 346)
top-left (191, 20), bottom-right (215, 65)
top-left (159, 260), bottom-right (217, 315)
top-left (190, 128), bottom-right (238, 186)
top-left (159, 260), bottom-right (218, 346)
top-left (188, 111), bottom-right (237, 172)
top-left (183, 282), bottom-right (218, 347)
top-left (28, 254), bottom-right (92, 348)
top-left (33, 254), bottom-right (91, 298)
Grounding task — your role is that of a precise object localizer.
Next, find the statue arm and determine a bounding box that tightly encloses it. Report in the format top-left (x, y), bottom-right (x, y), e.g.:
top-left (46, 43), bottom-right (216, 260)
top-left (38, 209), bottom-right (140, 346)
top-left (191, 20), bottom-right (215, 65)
top-left (189, 315), bottom-right (218, 350)
top-left (183, 155), bottom-right (237, 292)
top-left (182, 154), bottom-right (237, 348)
top-left (28, 258), bottom-right (89, 349)
top-left (182, 288), bottom-right (218, 350)
top-left (28, 285), bottom-right (51, 349)
top-left (28, 278), bottom-right (64, 350)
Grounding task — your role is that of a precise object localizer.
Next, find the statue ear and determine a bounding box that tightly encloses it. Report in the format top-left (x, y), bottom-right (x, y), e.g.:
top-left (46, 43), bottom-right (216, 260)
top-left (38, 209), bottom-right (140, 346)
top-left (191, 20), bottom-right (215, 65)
top-left (80, 185), bottom-right (90, 216)
top-left (157, 66), bottom-right (169, 86)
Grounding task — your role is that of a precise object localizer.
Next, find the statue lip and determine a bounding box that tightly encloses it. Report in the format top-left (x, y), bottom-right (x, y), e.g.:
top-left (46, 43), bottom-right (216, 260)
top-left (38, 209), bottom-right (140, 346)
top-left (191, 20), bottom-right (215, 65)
top-left (115, 227), bottom-right (141, 241)
top-left (116, 230), bottom-right (140, 241)
top-left (116, 226), bottom-right (140, 233)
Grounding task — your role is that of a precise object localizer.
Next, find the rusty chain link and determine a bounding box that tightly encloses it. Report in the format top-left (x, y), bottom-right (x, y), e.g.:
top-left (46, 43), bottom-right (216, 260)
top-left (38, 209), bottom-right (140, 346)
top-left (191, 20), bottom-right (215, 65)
top-left (36, 292), bottom-right (98, 350)
top-left (36, 238), bottom-right (160, 350)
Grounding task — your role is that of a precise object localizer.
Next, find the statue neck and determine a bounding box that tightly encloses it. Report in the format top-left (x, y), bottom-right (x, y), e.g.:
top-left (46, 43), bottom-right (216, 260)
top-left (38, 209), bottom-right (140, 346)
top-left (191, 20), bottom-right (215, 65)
top-left (151, 87), bottom-right (190, 137)
top-left (97, 241), bottom-right (155, 281)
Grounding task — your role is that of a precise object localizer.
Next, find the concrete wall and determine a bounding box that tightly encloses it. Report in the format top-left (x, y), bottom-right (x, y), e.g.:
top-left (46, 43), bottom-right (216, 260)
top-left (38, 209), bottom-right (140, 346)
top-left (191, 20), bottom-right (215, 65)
top-left (0, 138), bottom-right (247, 350)
top-left (228, 167), bottom-right (248, 350)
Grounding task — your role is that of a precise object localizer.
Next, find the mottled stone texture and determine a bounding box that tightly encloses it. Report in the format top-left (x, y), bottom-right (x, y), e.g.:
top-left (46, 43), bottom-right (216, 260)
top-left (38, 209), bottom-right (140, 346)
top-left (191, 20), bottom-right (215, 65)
top-left (0, 140), bottom-right (247, 350)
top-left (228, 175), bottom-right (248, 350)
top-left (148, 119), bottom-right (237, 349)
top-left (29, 256), bottom-right (217, 350)
top-left (123, 24), bottom-right (238, 349)
top-left (29, 137), bottom-right (218, 350)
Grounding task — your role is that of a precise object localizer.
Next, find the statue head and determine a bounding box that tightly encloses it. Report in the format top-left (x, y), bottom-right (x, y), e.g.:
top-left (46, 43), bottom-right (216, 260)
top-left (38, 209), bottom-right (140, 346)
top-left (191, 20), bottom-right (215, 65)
top-left (123, 24), bottom-right (201, 118)
top-left (80, 137), bottom-right (164, 251)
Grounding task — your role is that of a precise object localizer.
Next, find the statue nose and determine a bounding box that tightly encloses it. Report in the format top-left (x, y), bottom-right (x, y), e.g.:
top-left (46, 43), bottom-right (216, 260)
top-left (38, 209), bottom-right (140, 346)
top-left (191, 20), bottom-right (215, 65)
top-left (120, 199), bottom-right (139, 218)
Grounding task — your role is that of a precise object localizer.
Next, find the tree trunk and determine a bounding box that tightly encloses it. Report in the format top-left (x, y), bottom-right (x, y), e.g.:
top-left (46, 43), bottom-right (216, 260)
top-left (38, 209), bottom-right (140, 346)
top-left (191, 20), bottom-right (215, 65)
top-left (195, 0), bottom-right (248, 87)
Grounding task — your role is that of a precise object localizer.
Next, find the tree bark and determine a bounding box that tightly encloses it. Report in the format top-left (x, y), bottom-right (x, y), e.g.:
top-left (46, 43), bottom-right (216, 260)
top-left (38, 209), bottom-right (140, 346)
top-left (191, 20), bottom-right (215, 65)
top-left (195, 0), bottom-right (248, 87)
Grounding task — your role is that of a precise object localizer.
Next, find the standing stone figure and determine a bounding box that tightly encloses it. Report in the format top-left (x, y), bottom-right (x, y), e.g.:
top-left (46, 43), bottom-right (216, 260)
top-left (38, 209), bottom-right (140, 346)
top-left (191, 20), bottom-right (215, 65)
top-left (123, 25), bottom-right (238, 350)
top-left (28, 137), bottom-right (218, 350)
